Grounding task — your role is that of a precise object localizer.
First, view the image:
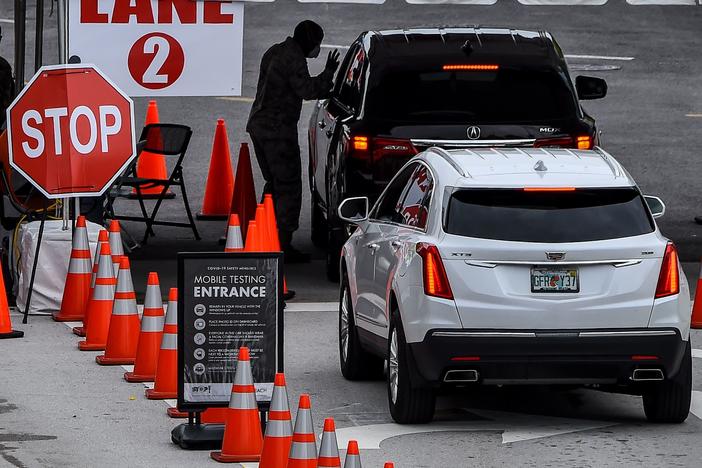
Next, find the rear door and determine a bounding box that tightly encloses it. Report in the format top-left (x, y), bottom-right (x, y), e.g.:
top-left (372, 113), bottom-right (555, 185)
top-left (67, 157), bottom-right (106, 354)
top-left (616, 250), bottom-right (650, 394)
top-left (440, 187), bottom-right (664, 329)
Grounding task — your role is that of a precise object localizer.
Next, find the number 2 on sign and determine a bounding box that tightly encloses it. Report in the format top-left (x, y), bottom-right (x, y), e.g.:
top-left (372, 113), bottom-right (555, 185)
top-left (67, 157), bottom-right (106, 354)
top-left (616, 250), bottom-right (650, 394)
top-left (142, 36), bottom-right (170, 84)
top-left (127, 32), bottom-right (185, 90)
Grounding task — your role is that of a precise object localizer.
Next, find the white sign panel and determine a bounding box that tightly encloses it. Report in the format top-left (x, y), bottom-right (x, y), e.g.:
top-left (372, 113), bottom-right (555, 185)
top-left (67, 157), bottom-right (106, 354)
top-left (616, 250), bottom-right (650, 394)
top-left (68, 0), bottom-right (244, 97)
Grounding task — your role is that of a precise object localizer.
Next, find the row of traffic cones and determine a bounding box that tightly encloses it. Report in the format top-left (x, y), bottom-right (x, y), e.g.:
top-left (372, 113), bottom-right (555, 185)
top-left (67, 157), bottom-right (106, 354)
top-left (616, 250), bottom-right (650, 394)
top-left (210, 346), bottom-right (377, 467)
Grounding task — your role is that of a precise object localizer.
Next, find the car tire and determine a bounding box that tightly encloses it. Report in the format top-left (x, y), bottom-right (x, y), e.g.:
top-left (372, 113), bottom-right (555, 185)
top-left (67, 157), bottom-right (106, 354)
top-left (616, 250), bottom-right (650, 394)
top-left (387, 311), bottom-right (436, 424)
top-left (311, 193), bottom-right (328, 248)
top-left (339, 273), bottom-right (384, 380)
top-left (642, 340), bottom-right (692, 424)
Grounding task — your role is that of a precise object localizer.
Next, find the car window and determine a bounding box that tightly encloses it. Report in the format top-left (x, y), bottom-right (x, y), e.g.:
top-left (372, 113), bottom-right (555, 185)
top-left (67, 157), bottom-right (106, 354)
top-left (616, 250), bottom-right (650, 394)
top-left (396, 164), bottom-right (433, 229)
top-left (370, 164), bottom-right (416, 223)
top-left (445, 188), bottom-right (655, 243)
top-left (335, 47), bottom-right (366, 112)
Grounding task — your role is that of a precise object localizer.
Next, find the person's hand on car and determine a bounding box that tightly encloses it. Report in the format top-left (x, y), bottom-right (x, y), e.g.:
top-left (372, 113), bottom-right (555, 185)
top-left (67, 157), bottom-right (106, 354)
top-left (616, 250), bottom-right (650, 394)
top-left (325, 49), bottom-right (341, 74)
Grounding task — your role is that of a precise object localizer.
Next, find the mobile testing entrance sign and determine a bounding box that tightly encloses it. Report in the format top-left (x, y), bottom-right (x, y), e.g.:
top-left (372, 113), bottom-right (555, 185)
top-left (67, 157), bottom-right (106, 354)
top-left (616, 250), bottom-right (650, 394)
top-left (177, 252), bottom-right (283, 410)
top-left (68, 0), bottom-right (245, 97)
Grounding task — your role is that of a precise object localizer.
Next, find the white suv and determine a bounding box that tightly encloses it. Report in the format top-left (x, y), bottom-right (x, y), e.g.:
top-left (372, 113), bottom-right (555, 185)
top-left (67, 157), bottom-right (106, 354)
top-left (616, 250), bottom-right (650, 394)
top-left (336, 147), bottom-right (691, 425)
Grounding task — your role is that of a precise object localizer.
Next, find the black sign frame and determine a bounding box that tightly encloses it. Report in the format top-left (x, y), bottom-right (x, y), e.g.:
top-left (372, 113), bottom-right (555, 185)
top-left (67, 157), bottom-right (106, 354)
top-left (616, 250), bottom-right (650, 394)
top-left (177, 252), bottom-right (284, 412)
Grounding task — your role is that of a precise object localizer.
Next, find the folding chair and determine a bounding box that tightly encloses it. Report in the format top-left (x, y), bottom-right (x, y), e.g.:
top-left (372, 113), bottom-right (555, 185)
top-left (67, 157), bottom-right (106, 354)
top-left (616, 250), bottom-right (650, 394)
top-left (105, 123), bottom-right (200, 245)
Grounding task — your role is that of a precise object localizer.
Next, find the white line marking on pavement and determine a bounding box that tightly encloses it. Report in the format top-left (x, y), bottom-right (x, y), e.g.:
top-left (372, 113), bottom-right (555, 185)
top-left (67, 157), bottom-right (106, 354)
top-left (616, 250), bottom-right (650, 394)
top-left (286, 302), bottom-right (338, 312)
top-left (686, 113), bottom-right (702, 118)
top-left (0, 19), bottom-right (14, 24)
top-left (216, 96), bottom-right (255, 103)
top-left (692, 349), bottom-right (702, 359)
top-left (335, 409), bottom-right (615, 448)
top-left (691, 391), bottom-right (702, 420)
top-left (565, 54), bottom-right (635, 61)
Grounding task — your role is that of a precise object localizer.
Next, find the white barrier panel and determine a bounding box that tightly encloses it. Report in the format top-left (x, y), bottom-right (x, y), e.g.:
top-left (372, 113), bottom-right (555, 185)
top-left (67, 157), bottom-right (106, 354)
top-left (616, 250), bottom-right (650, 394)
top-left (517, 0), bottom-right (607, 4)
top-left (298, 0), bottom-right (385, 3)
top-left (406, 0), bottom-right (497, 4)
top-left (627, 0), bottom-right (697, 4)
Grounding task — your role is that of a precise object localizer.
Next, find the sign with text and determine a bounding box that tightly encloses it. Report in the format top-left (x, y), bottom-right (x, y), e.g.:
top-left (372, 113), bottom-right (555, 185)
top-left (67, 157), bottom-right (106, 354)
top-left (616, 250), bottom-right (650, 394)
top-left (68, 0), bottom-right (244, 96)
top-left (177, 252), bottom-right (283, 411)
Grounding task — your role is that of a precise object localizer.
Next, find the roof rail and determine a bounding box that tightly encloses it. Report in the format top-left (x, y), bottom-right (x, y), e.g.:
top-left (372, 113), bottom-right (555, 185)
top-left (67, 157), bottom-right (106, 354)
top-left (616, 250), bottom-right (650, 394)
top-left (427, 147), bottom-right (468, 178)
top-left (592, 146), bottom-right (622, 177)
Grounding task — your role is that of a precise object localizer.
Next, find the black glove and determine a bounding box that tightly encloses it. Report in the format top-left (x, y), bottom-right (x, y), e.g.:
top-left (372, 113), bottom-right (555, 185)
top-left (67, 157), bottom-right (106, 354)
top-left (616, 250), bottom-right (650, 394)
top-left (325, 49), bottom-right (341, 74)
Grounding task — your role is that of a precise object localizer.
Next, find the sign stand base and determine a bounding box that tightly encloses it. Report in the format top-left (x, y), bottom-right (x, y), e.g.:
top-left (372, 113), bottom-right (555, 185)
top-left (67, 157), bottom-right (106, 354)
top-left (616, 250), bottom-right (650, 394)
top-left (171, 412), bottom-right (224, 450)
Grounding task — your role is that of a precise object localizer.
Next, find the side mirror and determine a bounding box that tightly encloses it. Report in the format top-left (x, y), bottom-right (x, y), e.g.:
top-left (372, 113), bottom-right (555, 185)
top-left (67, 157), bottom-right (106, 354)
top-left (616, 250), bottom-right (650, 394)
top-left (576, 76), bottom-right (607, 100)
top-left (644, 195), bottom-right (666, 219)
top-left (338, 197), bottom-right (369, 224)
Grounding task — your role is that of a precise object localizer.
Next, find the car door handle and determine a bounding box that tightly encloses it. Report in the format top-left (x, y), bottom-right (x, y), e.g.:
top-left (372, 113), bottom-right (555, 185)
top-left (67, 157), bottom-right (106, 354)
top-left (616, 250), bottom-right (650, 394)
top-left (367, 243), bottom-right (380, 251)
top-left (318, 120), bottom-right (326, 129)
top-left (391, 241), bottom-right (402, 250)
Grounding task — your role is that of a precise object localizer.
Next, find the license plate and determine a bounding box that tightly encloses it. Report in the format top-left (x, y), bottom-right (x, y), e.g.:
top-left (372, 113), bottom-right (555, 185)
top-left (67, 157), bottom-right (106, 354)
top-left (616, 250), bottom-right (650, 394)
top-left (531, 267), bottom-right (579, 293)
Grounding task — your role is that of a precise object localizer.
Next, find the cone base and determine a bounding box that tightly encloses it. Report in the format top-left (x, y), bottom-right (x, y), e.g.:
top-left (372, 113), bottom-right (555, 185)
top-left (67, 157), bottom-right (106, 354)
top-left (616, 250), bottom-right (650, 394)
top-left (210, 451), bottom-right (261, 463)
top-left (96, 355), bottom-right (135, 365)
top-left (0, 330), bottom-right (24, 339)
top-left (124, 371), bottom-right (155, 383)
top-left (78, 341), bottom-right (105, 351)
top-left (145, 388), bottom-right (177, 400)
top-left (171, 422), bottom-right (225, 450)
top-left (167, 407), bottom-right (189, 418)
top-left (283, 290), bottom-right (296, 301)
top-left (129, 190), bottom-right (176, 200)
top-left (72, 326), bottom-right (86, 336)
top-left (196, 212), bottom-right (229, 221)
top-left (52, 312), bottom-right (84, 322)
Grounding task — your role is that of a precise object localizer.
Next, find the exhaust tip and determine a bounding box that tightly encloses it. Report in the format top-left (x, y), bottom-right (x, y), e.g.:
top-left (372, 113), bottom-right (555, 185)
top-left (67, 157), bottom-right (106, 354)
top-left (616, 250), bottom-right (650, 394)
top-left (444, 369), bottom-right (479, 383)
top-left (632, 368), bottom-right (664, 381)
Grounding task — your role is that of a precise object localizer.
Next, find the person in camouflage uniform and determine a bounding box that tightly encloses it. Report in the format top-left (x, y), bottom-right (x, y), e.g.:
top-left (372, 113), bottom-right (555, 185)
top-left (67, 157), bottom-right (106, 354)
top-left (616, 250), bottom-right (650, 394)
top-left (0, 26), bottom-right (15, 130)
top-left (247, 20), bottom-right (340, 263)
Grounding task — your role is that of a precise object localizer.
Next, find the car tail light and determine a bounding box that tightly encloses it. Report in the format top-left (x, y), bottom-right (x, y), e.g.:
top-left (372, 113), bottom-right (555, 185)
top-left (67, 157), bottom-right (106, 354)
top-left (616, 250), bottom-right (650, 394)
top-left (631, 355), bottom-right (659, 361)
top-left (350, 135), bottom-right (418, 161)
top-left (523, 187), bottom-right (576, 192)
top-left (533, 135), bottom-right (594, 150)
top-left (416, 243), bottom-right (453, 300)
top-left (655, 242), bottom-right (679, 299)
top-left (443, 64), bottom-right (499, 71)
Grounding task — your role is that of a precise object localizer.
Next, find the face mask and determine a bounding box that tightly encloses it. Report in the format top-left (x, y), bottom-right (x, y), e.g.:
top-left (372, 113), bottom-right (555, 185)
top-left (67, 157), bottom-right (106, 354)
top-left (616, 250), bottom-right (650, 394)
top-left (307, 45), bottom-right (321, 59)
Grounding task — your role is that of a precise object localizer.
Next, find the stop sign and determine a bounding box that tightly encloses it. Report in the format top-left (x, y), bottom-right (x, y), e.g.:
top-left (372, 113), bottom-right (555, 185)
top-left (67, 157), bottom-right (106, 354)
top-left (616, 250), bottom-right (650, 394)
top-left (7, 64), bottom-right (136, 199)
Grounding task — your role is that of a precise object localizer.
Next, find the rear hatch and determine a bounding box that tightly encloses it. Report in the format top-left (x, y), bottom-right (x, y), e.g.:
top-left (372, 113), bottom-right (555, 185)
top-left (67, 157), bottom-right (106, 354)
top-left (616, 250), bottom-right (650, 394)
top-left (440, 187), bottom-right (664, 329)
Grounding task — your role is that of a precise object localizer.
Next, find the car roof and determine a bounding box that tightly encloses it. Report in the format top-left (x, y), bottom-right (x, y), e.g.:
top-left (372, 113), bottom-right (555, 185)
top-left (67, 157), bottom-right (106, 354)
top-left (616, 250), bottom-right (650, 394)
top-left (421, 147), bottom-right (635, 188)
top-left (363, 27), bottom-right (562, 68)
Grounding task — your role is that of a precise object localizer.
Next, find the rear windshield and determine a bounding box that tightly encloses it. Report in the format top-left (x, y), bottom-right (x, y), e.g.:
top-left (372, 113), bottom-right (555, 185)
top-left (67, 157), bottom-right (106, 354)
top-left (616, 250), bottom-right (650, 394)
top-left (366, 67), bottom-right (577, 124)
top-left (445, 188), bottom-right (655, 243)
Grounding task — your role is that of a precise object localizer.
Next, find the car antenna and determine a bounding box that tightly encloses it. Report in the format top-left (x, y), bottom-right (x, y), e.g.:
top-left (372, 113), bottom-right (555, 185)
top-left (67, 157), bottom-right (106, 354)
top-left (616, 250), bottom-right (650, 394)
top-left (534, 160), bottom-right (548, 172)
top-left (461, 40), bottom-right (473, 56)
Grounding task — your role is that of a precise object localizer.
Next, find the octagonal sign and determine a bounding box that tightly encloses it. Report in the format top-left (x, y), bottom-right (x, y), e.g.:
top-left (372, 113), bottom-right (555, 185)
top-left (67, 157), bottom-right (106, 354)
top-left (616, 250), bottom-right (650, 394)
top-left (6, 64), bottom-right (136, 198)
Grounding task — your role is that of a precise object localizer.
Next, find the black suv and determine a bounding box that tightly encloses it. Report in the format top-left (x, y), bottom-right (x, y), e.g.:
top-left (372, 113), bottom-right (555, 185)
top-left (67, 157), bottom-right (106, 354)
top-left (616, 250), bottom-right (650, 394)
top-left (308, 27), bottom-right (607, 280)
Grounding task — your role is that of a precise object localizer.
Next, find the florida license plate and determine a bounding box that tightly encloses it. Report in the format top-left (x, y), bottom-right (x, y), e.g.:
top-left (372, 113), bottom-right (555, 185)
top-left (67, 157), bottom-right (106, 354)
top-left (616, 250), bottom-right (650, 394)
top-left (531, 267), bottom-right (579, 293)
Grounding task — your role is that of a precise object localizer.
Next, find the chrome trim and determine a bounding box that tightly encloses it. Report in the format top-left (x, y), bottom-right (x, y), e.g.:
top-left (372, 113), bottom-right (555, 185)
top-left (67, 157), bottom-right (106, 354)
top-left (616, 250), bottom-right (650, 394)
top-left (444, 370), bottom-right (479, 383)
top-left (427, 147), bottom-right (467, 177)
top-left (463, 259), bottom-right (644, 267)
top-left (579, 330), bottom-right (677, 337)
top-left (631, 369), bottom-right (664, 382)
top-left (411, 138), bottom-right (536, 148)
top-left (433, 331), bottom-right (537, 338)
top-left (433, 329), bottom-right (677, 338)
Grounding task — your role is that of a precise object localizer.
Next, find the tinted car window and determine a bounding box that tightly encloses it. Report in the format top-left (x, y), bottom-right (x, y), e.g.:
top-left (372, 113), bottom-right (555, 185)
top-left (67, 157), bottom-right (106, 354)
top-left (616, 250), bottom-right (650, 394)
top-left (396, 164), bottom-right (433, 229)
top-left (445, 188), bottom-right (654, 243)
top-left (371, 164), bottom-right (416, 223)
top-left (336, 47), bottom-right (366, 112)
top-left (367, 67), bottom-right (576, 124)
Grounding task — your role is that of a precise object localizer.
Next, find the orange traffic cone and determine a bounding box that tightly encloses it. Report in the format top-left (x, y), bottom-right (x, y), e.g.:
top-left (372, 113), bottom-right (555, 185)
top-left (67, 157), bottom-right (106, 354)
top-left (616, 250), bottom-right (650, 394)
top-left (224, 214), bottom-right (243, 252)
top-left (97, 257), bottom-right (140, 365)
top-left (692, 260), bottom-right (702, 329)
top-left (254, 204), bottom-right (269, 249)
top-left (108, 220), bottom-right (124, 277)
top-left (146, 288), bottom-right (178, 399)
top-left (74, 229), bottom-right (109, 336)
top-left (263, 194), bottom-right (295, 300)
top-left (125, 273), bottom-right (164, 381)
top-left (287, 394), bottom-right (317, 468)
top-left (211, 347), bottom-right (263, 463)
top-left (259, 373), bottom-right (293, 468)
top-left (0, 266), bottom-right (22, 339)
top-left (198, 119), bottom-right (235, 220)
top-left (53, 216), bottom-right (92, 322)
top-left (79, 243), bottom-right (116, 351)
top-left (343, 440), bottom-right (362, 468)
top-left (132, 100), bottom-right (174, 199)
top-left (383, 463), bottom-right (395, 468)
top-left (244, 221), bottom-right (260, 252)
top-left (318, 418), bottom-right (341, 468)
top-left (230, 143), bottom-right (257, 243)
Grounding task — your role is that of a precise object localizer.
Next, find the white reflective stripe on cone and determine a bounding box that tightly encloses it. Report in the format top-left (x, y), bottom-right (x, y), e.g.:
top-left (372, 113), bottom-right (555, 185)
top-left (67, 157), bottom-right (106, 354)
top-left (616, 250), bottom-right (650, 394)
top-left (230, 390), bottom-right (257, 410)
top-left (112, 298), bottom-right (137, 315)
top-left (161, 333), bottom-right (177, 350)
top-left (265, 418), bottom-right (293, 438)
top-left (140, 315), bottom-right (164, 332)
top-left (116, 269), bottom-right (135, 293)
top-left (109, 232), bottom-right (124, 256)
top-left (270, 386), bottom-right (289, 412)
top-left (234, 360), bottom-right (254, 385)
top-left (289, 441), bottom-right (317, 460)
top-left (68, 258), bottom-right (92, 274)
top-left (74, 227), bottom-right (90, 250)
top-left (319, 431), bottom-right (339, 457)
top-left (293, 408), bottom-right (314, 435)
top-left (226, 225), bottom-right (243, 250)
top-left (97, 255), bottom-right (114, 279)
top-left (92, 284), bottom-right (116, 301)
top-left (144, 286), bottom-right (163, 309)
top-left (165, 301), bottom-right (178, 325)
top-left (344, 453), bottom-right (362, 468)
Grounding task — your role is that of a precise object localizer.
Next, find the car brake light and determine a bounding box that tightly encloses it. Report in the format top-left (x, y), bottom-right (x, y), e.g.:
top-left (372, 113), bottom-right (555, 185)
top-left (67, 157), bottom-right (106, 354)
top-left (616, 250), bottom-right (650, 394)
top-left (631, 355), bottom-right (659, 361)
top-left (416, 243), bottom-right (453, 300)
top-left (655, 242), bottom-right (679, 299)
top-left (534, 136), bottom-right (574, 148)
top-left (523, 187), bottom-right (576, 192)
top-left (443, 64), bottom-right (499, 71)
top-left (576, 135), bottom-right (593, 150)
top-left (350, 136), bottom-right (418, 161)
top-left (353, 136), bottom-right (368, 151)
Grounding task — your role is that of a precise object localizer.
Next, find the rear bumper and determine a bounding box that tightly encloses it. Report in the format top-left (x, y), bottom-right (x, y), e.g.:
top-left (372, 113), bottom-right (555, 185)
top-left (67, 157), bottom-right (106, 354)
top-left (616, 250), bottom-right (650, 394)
top-left (408, 328), bottom-right (687, 386)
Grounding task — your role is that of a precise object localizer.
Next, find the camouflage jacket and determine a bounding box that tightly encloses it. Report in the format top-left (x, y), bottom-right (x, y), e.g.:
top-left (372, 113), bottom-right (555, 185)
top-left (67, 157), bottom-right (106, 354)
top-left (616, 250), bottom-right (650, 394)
top-left (0, 56), bottom-right (14, 129)
top-left (247, 37), bottom-right (334, 141)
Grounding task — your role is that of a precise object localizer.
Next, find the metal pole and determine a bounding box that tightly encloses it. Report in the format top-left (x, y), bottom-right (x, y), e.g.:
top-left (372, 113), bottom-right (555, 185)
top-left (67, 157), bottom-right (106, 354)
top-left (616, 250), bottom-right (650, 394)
top-left (23, 202), bottom-right (48, 324)
top-left (58, 0), bottom-right (70, 229)
top-left (34, 0), bottom-right (44, 72)
top-left (13, 0), bottom-right (26, 93)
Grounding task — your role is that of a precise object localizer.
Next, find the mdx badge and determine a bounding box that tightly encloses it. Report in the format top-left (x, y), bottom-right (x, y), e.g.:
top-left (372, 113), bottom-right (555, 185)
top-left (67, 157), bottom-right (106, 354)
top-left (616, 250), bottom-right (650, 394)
top-left (546, 252), bottom-right (566, 261)
top-left (467, 126), bottom-right (481, 140)
top-left (539, 127), bottom-right (560, 133)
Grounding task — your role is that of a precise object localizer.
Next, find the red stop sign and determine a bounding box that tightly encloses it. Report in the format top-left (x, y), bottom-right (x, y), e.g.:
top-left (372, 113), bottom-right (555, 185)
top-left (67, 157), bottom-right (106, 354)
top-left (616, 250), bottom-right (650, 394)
top-left (7, 64), bottom-right (136, 198)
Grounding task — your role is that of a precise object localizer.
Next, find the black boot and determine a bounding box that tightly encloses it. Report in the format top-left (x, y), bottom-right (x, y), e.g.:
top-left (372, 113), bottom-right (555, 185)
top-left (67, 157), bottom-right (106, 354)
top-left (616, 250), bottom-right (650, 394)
top-left (279, 231), bottom-right (311, 264)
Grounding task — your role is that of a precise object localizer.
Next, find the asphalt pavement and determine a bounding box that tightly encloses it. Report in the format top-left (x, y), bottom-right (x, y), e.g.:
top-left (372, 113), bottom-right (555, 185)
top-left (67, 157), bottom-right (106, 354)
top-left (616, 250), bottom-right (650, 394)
top-left (1, 1), bottom-right (702, 467)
